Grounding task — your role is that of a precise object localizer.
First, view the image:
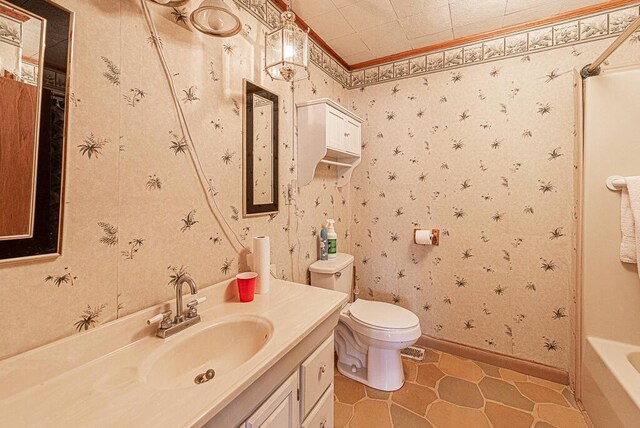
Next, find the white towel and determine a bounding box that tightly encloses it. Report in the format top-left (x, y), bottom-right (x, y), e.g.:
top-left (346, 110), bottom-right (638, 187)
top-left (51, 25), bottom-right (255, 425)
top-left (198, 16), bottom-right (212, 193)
top-left (620, 177), bottom-right (640, 274)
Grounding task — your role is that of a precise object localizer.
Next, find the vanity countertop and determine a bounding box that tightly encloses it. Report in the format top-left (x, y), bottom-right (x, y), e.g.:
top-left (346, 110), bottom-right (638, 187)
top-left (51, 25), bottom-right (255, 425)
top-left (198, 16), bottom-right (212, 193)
top-left (0, 279), bottom-right (347, 427)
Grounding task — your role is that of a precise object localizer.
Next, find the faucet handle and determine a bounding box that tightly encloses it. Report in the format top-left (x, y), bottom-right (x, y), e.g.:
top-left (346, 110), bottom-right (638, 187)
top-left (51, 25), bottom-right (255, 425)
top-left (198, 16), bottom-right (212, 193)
top-left (147, 310), bottom-right (173, 329)
top-left (186, 297), bottom-right (207, 318)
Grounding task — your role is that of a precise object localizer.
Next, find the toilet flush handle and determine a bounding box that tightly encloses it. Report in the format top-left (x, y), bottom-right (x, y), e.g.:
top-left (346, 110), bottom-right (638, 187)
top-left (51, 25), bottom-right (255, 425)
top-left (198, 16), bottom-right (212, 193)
top-left (335, 271), bottom-right (342, 278)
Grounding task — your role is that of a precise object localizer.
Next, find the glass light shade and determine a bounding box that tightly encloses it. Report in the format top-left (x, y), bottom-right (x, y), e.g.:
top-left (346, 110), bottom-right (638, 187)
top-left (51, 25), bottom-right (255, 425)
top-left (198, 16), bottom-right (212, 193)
top-left (264, 10), bottom-right (309, 82)
top-left (151, 0), bottom-right (191, 6)
top-left (190, 0), bottom-right (242, 38)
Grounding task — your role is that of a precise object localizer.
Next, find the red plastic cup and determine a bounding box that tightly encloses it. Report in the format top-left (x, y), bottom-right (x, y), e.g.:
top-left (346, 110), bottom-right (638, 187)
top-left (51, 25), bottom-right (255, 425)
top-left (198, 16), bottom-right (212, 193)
top-left (236, 272), bottom-right (257, 302)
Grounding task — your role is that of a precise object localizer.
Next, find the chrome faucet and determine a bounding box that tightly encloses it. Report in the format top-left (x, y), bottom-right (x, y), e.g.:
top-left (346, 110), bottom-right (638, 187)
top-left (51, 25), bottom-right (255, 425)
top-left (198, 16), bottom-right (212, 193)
top-left (146, 275), bottom-right (206, 338)
top-left (175, 275), bottom-right (198, 323)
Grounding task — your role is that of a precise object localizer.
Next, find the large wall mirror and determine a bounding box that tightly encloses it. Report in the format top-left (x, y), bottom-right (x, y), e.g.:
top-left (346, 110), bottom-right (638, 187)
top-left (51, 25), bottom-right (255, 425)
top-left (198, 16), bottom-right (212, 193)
top-left (0, 0), bottom-right (73, 263)
top-left (243, 80), bottom-right (279, 217)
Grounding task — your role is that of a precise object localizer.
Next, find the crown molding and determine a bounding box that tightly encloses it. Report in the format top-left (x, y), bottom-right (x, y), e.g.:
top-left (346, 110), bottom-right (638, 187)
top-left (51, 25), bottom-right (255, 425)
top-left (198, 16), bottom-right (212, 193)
top-left (349, 2), bottom-right (640, 88)
top-left (234, 0), bottom-right (640, 89)
top-left (270, 0), bottom-right (350, 70)
top-left (349, 0), bottom-right (640, 70)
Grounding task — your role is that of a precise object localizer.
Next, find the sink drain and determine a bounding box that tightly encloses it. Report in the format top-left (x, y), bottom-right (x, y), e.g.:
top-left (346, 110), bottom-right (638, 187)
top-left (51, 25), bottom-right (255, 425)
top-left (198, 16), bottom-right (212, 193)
top-left (194, 369), bottom-right (215, 384)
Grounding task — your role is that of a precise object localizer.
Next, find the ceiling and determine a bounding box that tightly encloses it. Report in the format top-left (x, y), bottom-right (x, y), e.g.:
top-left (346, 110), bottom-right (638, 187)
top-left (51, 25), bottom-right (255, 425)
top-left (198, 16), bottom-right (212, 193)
top-left (9, 0), bottom-right (71, 70)
top-left (290, 0), bottom-right (612, 66)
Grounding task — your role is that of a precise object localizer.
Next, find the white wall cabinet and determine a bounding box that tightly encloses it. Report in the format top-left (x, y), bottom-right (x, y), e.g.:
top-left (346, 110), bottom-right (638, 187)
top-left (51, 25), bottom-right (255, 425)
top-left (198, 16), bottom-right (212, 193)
top-left (326, 108), bottom-right (347, 153)
top-left (344, 116), bottom-right (362, 155)
top-left (297, 99), bottom-right (362, 187)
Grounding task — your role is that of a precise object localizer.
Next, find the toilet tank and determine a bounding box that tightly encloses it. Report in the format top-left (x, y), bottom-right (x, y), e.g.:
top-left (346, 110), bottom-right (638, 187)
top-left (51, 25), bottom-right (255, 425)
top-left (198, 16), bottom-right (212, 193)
top-left (309, 253), bottom-right (354, 297)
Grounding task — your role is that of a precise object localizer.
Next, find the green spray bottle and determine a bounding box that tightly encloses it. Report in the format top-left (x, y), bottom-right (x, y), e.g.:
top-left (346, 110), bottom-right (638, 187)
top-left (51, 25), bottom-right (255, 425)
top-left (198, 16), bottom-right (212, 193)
top-left (326, 219), bottom-right (337, 258)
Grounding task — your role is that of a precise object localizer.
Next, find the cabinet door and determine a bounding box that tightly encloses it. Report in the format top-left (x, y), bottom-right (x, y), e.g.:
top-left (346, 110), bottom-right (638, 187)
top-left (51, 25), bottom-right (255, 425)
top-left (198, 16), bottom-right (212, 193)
top-left (245, 372), bottom-right (299, 428)
top-left (344, 117), bottom-right (361, 155)
top-left (301, 385), bottom-right (334, 428)
top-left (326, 108), bottom-right (346, 152)
top-left (301, 334), bottom-right (335, 418)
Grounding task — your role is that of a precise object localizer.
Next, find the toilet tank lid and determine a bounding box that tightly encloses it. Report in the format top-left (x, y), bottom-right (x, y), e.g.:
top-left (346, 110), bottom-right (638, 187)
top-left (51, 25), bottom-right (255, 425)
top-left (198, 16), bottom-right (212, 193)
top-left (349, 299), bottom-right (419, 329)
top-left (309, 253), bottom-right (354, 274)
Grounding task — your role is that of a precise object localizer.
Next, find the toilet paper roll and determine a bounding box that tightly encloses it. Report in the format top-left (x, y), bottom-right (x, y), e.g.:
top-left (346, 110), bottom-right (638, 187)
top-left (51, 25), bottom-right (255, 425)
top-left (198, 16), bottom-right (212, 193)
top-left (414, 229), bottom-right (433, 245)
top-left (253, 236), bottom-right (270, 294)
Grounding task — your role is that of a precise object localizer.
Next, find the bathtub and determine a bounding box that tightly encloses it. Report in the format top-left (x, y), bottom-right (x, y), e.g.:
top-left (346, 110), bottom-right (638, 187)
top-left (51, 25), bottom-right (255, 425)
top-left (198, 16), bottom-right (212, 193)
top-left (581, 336), bottom-right (640, 427)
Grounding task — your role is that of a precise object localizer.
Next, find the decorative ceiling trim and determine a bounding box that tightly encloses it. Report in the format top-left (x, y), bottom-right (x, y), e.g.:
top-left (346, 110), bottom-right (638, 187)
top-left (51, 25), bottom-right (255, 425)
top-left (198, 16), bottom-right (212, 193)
top-left (234, 0), bottom-right (640, 89)
top-left (270, 0), bottom-right (350, 70)
top-left (0, 3), bottom-right (31, 22)
top-left (350, 0), bottom-right (640, 70)
top-left (233, 0), bottom-right (351, 87)
top-left (349, 2), bottom-right (640, 88)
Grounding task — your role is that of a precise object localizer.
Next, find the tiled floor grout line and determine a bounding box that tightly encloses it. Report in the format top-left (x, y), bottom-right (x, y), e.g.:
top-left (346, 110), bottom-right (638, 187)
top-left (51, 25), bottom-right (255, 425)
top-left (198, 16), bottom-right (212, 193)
top-left (335, 348), bottom-right (587, 428)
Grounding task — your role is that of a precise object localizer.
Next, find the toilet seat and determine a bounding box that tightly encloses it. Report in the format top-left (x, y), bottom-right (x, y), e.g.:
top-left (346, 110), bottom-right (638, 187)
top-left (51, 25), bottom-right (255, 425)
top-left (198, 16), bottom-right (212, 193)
top-left (349, 299), bottom-right (419, 330)
top-left (339, 303), bottom-right (421, 345)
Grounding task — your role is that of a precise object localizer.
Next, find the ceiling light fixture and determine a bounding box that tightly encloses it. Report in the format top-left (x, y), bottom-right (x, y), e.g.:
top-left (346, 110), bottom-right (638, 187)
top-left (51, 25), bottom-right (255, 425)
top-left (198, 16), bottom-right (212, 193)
top-left (150, 0), bottom-right (191, 6)
top-left (264, 0), bottom-right (309, 82)
top-left (190, 0), bottom-right (242, 37)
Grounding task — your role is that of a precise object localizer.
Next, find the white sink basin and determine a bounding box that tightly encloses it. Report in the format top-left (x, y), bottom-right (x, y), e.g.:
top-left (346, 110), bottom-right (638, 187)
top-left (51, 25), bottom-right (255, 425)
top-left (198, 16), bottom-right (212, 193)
top-left (143, 315), bottom-right (273, 389)
top-left (629, 351), bottom-right (640, 374)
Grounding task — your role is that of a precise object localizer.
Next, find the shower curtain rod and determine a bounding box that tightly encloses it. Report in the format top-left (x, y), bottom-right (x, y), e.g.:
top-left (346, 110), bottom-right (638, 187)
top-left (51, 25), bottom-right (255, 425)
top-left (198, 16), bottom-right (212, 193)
top-left (581, 14), bottom-right (640, 78)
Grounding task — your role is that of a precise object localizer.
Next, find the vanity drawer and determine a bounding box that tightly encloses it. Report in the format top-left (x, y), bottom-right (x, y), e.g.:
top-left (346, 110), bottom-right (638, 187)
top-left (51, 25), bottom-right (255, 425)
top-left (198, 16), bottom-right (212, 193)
top-left (301, 333), bottom-right (334, 417)
top-left (301, 384), bottom-right (333, 428)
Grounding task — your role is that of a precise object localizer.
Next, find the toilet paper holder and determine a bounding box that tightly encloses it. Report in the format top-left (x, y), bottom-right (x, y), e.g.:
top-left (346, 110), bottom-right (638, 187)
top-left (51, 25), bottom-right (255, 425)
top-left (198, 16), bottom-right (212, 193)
top-left (414, 229), bottom-right (440, 246)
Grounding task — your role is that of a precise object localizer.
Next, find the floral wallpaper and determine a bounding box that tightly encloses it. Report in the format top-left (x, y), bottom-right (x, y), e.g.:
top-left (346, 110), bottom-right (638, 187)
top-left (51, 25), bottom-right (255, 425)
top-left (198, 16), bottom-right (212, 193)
top-left (348, 36), bottom-right (640, 371)
top-left (3, 0), bottom-right (640, 377)
top-left (0, 0), bottom-right (350, 360)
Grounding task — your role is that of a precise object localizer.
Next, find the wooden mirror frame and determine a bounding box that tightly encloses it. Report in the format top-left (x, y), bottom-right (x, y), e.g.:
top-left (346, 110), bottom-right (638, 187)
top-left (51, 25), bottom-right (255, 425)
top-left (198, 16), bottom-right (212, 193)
top-left (243, 79), bottom-right (279, 217)
top-left (0, 0), bottom-right (74, 264)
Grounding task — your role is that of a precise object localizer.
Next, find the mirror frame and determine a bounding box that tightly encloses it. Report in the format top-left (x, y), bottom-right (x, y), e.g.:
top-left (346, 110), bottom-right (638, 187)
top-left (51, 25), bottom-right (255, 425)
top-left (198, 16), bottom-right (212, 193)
top-left (0, 4), bottom-right (46, 241)
top-left (0, 0), bottom-right (74, 264)
top-left (243, 79), bottom-right (279, 218)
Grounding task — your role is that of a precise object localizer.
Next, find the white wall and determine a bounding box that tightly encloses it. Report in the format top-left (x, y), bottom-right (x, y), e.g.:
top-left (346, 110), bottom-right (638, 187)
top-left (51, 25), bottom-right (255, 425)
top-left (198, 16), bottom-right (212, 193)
top-left (582, 65), bottom-right (640, 344)
top-left (580, 65), bottom-right (640, 427)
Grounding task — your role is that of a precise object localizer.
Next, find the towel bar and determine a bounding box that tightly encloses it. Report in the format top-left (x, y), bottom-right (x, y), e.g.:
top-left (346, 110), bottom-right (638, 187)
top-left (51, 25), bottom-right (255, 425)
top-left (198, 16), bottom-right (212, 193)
top-left (606, 176), bottom-right (627, 191)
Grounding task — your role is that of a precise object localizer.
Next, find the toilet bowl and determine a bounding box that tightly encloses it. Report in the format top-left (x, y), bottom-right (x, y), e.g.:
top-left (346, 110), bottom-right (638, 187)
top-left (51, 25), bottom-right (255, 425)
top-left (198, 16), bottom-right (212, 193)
top-left (309, 253), bottom-right (421, 391)
top-left (335, 299), bottom-right (421, 391)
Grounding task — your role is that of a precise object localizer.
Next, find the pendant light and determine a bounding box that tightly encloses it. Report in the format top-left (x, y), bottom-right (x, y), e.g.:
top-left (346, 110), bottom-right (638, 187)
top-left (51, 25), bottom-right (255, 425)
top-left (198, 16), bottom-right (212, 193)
top-left (190, 0), bottom-right (242, 37)
top-left (264, 0), bottom-right (309, 82)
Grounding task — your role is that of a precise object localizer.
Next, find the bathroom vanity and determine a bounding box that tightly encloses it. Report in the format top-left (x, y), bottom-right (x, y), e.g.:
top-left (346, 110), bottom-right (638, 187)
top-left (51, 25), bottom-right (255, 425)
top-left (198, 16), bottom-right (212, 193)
top-left (0, 279), bottom-right (346, 427)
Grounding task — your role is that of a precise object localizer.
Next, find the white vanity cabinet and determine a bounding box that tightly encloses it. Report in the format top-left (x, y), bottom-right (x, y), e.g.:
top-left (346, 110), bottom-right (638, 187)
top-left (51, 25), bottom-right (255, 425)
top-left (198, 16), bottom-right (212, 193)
top-left (297, 99), bottom-right (362, 188)
top-left (301, 386), bottom-right (333, 428)
top-left (243, 334), bottom-right (335, 428)
top-left (300, 334), bottom-right (334, 418)
top-left (245, 372), bottom-right (299, 428)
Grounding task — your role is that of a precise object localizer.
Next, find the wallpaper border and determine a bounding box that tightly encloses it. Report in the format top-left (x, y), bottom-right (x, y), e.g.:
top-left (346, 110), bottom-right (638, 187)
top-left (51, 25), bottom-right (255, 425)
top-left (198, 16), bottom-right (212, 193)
top-left (349, 3), bottom-right (640, 88)
top-left (234, 0), bottom-right (640, 90)
top-left (233, 0), bottom-right (351, 87)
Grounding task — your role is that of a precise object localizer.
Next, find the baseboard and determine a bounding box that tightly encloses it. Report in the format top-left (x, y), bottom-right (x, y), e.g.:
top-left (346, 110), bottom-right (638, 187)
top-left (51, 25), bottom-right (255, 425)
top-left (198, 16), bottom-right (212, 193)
top-left (417, 334), bottom-right (570, 385)
top-left (576, 398), bottom-right (595, 428)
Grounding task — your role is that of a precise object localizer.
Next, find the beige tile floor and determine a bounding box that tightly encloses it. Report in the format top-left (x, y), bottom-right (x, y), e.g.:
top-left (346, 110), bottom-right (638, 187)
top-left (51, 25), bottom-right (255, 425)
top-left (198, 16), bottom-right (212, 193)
top-left (334, 348), bottom-right (588, 428)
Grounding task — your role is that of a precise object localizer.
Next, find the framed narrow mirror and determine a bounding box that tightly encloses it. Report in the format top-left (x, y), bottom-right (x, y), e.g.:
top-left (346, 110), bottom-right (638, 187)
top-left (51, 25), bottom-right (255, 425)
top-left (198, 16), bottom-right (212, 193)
top-left (243, 79), bottom-right (279, 217)
top-left (0, 0), bottom-right (73, 263)
top-left (0, 3), bottom-right (45, 241)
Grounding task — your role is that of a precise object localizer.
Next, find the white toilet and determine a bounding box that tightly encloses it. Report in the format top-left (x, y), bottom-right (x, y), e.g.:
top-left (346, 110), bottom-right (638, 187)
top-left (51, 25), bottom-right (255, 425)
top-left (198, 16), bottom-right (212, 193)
top-left (309, 253), bottom-right (421, 391)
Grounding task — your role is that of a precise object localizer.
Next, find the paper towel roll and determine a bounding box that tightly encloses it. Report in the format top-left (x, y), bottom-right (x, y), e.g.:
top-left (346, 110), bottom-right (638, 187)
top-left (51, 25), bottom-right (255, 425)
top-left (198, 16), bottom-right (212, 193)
top-left (414, 229), bottom-right (433, 245)
top-left (253, 236), bottom-right (270, 294)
